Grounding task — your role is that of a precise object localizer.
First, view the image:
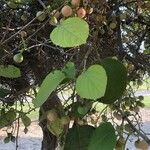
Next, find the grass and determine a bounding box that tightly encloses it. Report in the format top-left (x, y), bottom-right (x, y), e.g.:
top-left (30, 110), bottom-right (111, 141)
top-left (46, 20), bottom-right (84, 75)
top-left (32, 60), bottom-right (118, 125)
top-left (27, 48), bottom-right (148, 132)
top-left (143, 96), bottom-right (150, 108)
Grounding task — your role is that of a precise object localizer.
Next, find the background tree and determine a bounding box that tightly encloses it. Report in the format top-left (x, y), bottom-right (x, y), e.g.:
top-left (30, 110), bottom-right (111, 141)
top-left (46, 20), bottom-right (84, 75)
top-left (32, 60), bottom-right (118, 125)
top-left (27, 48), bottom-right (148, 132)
top-left (0, 0), bottom-right (150, 150)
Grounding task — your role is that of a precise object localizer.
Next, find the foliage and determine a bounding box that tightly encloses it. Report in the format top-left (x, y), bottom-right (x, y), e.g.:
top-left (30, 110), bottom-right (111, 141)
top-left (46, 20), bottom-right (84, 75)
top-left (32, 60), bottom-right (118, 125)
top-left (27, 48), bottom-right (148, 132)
top-left (50, 17), bottom-right (89, 47)
top-left (0, 0), bottom-right (150, 149)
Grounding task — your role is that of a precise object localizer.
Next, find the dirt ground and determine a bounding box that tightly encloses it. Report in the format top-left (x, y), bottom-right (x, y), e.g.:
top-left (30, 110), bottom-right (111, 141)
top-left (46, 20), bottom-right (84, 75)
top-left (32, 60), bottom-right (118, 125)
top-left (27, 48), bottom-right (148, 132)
top-left (0, 108), bottom-right (150, 150)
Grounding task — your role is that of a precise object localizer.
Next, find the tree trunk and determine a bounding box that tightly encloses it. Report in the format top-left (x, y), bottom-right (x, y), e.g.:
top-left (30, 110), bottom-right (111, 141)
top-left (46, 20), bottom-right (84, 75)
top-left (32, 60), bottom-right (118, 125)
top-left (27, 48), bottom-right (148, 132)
top-left (39, 119), bottom-right (57, 150)
top-left (39, 93), bottom-right (62, 150)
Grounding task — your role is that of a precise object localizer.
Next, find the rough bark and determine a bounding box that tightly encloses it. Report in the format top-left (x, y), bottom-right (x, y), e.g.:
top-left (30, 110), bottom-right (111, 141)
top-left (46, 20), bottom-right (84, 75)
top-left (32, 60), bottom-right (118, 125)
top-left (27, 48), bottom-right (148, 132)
top-left (39, 93), bottom-right (62, 150)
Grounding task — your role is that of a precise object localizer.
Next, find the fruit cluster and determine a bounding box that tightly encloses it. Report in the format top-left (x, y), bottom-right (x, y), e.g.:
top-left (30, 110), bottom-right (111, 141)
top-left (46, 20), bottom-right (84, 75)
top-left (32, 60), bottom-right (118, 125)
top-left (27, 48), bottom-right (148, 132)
top-left (61, 0), bottom-right (89, 18)
top-left (35, 0), bottom-right (93, 26)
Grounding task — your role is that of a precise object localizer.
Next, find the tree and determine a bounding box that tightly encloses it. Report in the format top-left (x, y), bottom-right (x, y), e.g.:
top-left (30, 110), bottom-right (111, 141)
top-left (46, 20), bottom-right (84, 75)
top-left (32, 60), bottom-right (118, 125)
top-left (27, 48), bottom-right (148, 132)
top-left (0, 0), bottom-right (150, 150)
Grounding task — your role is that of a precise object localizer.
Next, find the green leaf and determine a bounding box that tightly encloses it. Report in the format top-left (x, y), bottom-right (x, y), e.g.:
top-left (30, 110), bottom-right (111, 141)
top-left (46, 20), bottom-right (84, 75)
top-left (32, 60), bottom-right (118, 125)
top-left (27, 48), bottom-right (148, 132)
top-left (0, 88), bottom-right (10, 98)
top-left (50, 17), bottom-right (89, 48)
top-left (0, 108), bottom-right (16, 129)
top-left (33, 70), bottom-right (65, 107)
top-left (76, 65), bottom-right (107, 100)
top-left (21, 114), bottom-right (31, 127)
top-left (100, 58), bottom-right (127, 104)
top-left (64, 125), bottom-right (94, 150)
top-left (47, 118), bottom-right (64, 137)
top-left (88, 122), bottom-right (117, 150)
top-left (0, 65), bottom-right (21, 78)
top-left (62, 62), bottom-right (76, 79)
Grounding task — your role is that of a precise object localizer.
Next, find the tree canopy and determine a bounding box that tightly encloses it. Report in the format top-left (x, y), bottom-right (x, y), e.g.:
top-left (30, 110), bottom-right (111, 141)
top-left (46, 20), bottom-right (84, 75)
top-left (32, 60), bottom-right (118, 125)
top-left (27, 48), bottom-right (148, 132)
top-left (0, 0), bottom-right (150, 149)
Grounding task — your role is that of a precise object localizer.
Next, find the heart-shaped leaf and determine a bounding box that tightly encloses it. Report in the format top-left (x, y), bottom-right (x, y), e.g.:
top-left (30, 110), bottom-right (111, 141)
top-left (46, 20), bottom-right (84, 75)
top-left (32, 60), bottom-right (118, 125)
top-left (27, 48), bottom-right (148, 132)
top-left (50, 17), bottom-right (89, 48)
top-left (88, 122), bottom-right (117, 150)
top-left (76, 65), bottom-right (107, 100)
top-left (64, 125), bottom-right (94, 150)
top-left (100, 58), bottom-right (127, 104)
top-left (33, 70), bottom-right (65, 107)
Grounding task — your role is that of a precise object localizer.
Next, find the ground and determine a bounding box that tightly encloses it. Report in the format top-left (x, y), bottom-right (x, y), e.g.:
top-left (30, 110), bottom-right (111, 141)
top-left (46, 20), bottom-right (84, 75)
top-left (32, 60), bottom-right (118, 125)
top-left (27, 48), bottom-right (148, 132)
top-left (0, 108), bottom-right (150, 150)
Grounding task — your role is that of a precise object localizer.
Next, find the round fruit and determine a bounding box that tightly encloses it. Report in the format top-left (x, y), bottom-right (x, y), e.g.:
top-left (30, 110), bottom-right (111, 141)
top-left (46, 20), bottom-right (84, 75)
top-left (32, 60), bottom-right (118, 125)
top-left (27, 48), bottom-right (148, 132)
top-left (134, 140), bottom-right (149, 150)
top-left (36, 11), bottom-right (46, 22)
top-left (7, 1), bottom-right (18, 9)
top-left (50, 10), bottom-right (60, 18)
top-left (77, 7), bottom-right (86, 18)
top-left (13, 53), bottom-right (23, 63)
top-left (109, 22), bottom-right (117, 29)
top-left (61, 5), bottom-right (73, 17)
top-left (71, 0), bottom-right (80, 7)
top-left (83, 0), bottom-right (88, 6)
top-left (125, 99), bottom-right (131, 107)
top-left (20, 31), bottom-right (27, 38)
top-left (47, 110), bottom-right (58, 122)
top-left (21, 14), bottom-right (28, 21)
top-left (49, 16), bottom-right (58, 26)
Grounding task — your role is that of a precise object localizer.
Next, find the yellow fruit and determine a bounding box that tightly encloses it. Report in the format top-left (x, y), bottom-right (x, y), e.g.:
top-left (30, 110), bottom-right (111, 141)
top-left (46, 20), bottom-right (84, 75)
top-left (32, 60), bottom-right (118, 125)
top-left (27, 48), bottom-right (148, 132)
top-left (61, 5), bottom-right (73, 17)
top-left (77, 7), bottom-right (86, 18)
top-left (109, 22), bottom-right (117, 29)
top-left (36, 11), bottom-right (46, 22)
top-left (47, 110), bottom-right (58, 122)
top-left (71, 0), bottom-right (80, 7)
top-left (21, 14), bottom-right (28, 21)
top-left (49, 16), bottom-right (58, 26)
top-left (13, 53), bottom-right (23, 63)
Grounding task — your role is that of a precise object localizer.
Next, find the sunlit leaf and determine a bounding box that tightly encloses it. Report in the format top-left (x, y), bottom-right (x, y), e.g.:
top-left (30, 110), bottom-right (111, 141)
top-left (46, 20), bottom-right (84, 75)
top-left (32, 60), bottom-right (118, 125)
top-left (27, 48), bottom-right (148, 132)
top-left (0, 65), bottom-right (21, 78)
top-left (76, 65), bottom-right (107, 100)
top-left (50, 17), bottom-right (89, 47)
top-left (33, 70), bottom-right (65, 107)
